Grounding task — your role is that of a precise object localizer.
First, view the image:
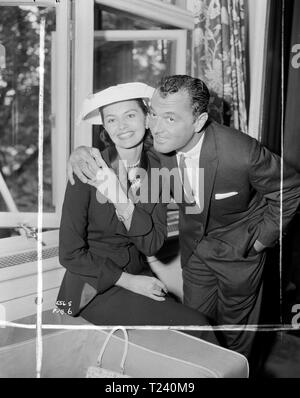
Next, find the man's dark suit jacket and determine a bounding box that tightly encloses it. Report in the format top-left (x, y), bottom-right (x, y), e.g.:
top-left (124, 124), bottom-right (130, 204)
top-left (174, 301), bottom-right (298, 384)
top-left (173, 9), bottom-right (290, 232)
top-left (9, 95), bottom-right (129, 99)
top-left (57, 146), bottom-right (167, 316)
top-left (158, 120), bottom-right (300, 269)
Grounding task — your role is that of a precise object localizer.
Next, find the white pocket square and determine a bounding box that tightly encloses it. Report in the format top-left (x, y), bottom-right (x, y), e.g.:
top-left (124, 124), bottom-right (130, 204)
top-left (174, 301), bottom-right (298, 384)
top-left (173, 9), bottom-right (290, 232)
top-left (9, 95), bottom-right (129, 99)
top-left (215, 192), bottom-right (238, 200)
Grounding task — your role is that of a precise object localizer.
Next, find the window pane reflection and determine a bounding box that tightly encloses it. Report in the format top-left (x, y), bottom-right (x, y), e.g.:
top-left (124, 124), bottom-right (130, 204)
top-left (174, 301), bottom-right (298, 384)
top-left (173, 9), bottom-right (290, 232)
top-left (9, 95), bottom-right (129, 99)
top-left (94, 39), bottom-right (176, 90)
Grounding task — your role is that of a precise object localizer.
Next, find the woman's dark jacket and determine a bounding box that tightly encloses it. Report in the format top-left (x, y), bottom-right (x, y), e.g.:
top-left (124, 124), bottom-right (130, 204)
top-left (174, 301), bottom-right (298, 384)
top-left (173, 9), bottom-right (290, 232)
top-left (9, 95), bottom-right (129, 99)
top-left (56, 146), bottom-right (167, 316)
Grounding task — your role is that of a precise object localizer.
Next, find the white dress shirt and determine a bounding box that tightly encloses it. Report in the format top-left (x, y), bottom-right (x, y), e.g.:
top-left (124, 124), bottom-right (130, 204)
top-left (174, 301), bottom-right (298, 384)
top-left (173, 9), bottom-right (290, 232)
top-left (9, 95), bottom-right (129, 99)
top-left (176, 132), bottom-right (205, 208)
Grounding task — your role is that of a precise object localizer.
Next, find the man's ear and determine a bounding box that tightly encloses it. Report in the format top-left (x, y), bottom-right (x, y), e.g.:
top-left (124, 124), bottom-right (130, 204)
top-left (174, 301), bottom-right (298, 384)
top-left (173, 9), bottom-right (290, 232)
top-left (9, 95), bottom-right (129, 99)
top-left (194, 112), bottom-right (208, 133)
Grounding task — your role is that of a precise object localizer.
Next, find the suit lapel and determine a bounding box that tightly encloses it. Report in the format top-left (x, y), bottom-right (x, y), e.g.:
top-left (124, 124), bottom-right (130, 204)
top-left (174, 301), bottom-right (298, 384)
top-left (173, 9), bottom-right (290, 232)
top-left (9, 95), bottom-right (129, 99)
top-left (158, 127), bottom-right (218, 226)
top-left (199, 123), bottom-right (218, 228)
top-left (159, 151), bottom-right (177, 170)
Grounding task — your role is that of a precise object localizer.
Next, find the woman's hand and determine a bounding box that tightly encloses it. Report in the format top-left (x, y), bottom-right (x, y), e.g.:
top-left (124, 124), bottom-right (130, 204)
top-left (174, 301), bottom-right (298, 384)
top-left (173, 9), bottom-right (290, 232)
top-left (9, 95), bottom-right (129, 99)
top-left (116, 273), bottom-right (168, 301)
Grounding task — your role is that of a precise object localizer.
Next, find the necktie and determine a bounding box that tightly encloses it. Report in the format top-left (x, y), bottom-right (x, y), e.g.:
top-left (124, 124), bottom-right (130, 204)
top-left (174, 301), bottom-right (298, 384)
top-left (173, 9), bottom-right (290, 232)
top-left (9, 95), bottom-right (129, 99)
top-left (178, 154), bottom-right (195, 205)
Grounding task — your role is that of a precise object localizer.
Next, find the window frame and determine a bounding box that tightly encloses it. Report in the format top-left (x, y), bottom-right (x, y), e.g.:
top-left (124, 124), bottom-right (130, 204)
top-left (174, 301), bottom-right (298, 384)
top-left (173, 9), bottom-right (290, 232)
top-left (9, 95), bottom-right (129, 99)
top-left (0, 0), bottom-right (59, 5)
top-left (95, 0), bottom-right (194, 29)
top-left (0, 0), bottom-right (71, 229)
top-left (94, 29), bottom-right (187, 74)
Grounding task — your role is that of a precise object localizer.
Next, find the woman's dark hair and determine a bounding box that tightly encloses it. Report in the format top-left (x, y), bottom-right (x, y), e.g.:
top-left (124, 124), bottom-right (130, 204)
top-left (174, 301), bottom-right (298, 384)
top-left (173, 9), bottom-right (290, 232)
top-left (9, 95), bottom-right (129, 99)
top-left (99, 98), bottom-right (152, 150)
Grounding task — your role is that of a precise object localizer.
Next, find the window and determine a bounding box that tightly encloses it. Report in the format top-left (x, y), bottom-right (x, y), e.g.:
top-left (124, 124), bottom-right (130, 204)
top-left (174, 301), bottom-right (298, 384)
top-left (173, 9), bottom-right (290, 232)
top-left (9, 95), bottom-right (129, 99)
top-left (0, 0), bottom-right (71, 321)
top-left (94, 30), bottom-right (187, 91)
top-left (0, 0), bottom-right (70, 235)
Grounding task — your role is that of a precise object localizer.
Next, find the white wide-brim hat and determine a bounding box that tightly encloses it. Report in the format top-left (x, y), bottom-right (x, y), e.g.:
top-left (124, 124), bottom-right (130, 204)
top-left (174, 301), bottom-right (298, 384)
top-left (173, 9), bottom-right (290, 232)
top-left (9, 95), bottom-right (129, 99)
top-left (78, 82), bottom-right (155, 125)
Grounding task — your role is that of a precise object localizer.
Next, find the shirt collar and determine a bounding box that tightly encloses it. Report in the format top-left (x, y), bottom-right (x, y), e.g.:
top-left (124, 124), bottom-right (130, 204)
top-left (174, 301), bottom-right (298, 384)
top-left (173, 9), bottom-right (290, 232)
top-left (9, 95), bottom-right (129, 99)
top-left (177, 131), bottom-right (205, 160)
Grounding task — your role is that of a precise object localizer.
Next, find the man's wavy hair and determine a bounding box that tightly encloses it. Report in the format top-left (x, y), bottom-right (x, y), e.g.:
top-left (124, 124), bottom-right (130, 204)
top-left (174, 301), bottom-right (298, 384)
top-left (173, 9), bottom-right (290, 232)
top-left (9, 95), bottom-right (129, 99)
top-left (99, 98), bottom-right (153, 150)
top-left (156, 75), bottom-right (210, 120)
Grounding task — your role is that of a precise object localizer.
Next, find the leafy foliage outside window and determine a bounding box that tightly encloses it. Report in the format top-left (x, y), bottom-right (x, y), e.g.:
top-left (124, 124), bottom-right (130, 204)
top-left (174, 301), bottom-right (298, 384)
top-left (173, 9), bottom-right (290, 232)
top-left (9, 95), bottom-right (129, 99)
top-left (0, 6), bottom-right (55, 213)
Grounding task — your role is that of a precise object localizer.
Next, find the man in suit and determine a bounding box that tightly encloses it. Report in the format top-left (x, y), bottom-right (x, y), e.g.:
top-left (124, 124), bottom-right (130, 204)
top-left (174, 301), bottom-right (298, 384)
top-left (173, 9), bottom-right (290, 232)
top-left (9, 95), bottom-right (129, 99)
top-left (68, 75), bottom-right (300, 358)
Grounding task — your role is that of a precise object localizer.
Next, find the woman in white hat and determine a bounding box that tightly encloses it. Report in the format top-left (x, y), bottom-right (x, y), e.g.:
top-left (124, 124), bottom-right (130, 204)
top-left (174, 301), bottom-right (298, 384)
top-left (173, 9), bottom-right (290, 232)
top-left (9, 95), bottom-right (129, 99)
top-left (56, 82), bottom-right (215, 342)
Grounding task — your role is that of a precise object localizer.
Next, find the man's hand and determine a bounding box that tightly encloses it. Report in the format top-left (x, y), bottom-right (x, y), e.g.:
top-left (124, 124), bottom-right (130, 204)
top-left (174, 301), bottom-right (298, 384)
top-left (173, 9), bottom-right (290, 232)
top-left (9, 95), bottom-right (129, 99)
top-left (248, 239), bottom-right (267, 257)
top-left (116, 273), bottom-right (168, 301)
top-left (67, 146), bottom-right (104, 185)
top-left (86, 153), bottom-right (129, 205)
top-left (88, 166), bottom-right (128, 205)
top-left (253, 239), bottom-right (266, 253)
